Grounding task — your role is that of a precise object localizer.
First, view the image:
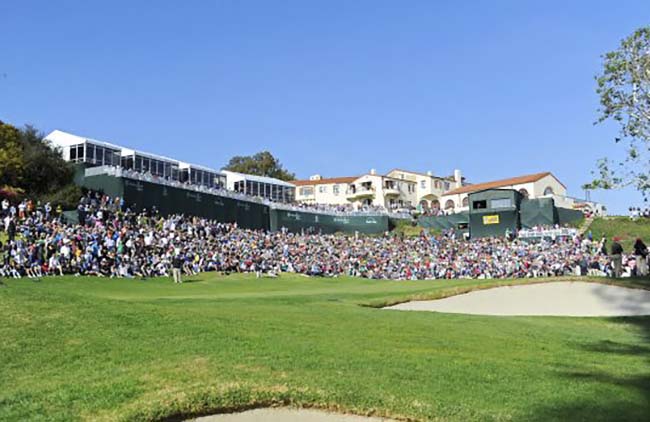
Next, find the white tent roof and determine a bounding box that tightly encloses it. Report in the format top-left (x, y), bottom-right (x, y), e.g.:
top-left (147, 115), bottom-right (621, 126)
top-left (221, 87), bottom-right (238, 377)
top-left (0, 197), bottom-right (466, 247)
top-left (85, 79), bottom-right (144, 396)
top-left (45, 130), bottom-right (123, 151)
top-left (222, 170), bottom-right (295, 187)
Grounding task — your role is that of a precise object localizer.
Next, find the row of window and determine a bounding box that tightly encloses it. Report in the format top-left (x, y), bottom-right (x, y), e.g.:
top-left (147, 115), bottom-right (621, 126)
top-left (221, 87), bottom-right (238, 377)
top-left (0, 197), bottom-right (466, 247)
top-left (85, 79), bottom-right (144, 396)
top-left (300, 180), bottom-right (452, 198)
top-left (419, 179), bottom-right (451, 190)
top-left (234, 180), bottom-right (295, 202)
top-left (68, 143), bottom-right (121, 167)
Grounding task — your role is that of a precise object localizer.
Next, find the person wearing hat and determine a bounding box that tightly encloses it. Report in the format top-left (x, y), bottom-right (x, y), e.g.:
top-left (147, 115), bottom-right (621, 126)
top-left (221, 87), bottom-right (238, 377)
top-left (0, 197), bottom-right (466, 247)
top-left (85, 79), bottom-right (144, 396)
top-left (610, 237), bottom-right (624, 278)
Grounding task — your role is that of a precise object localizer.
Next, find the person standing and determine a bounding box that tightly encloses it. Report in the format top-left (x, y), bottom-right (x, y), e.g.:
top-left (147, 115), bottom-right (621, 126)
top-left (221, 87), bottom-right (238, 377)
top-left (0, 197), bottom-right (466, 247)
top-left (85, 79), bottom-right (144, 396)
top-left (633, 238), bottom-right (648, 276)
top-left (171, 253), bottom-right (183, 284)
top-left (611, 237), bottom-right (624, 278)
top-left (7, 218), bottom-right (16, 243)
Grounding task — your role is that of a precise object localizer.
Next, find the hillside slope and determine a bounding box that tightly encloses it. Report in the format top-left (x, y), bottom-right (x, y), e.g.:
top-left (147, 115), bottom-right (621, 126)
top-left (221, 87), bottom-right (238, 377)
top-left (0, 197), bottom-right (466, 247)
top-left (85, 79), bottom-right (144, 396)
top-left (585, 217), bottom-right (650, 251)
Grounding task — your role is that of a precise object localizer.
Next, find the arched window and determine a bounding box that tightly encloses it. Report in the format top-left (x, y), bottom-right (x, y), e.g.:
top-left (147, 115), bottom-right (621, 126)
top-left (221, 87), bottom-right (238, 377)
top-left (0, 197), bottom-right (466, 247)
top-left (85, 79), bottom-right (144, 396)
top-left (445, 199), bottom-right (455, 210)
top-left (543, 186), bottom-right (554, 195)
top-left (431, 200), bottom-right (440, 210)
top-left (519, 188), bottom-right (529, 199)
top-left (419, 200), bottom-right (430, 211)
top-left (462, 197), bottom-right (469, 207)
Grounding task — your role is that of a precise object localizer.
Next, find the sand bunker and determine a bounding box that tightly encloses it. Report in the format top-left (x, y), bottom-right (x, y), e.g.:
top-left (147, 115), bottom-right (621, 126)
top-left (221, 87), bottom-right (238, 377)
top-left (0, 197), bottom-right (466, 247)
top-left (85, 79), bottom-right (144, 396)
top-left (188, 408), bottom-right (393, 422)
top-left (385, 282), bottom-right (650, 316)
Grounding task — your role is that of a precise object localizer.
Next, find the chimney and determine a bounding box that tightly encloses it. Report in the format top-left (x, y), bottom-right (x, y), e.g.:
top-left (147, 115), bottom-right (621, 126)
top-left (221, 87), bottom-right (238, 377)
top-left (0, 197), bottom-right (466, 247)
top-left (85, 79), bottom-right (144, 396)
top-left (370, 168), bottom-right (376, 175)
top-left (454, 169), bottom-right (462, 187)
top-left (426, 170), bottom-right (432, 176)
top-left (309, 174), bottom-right (322, 181)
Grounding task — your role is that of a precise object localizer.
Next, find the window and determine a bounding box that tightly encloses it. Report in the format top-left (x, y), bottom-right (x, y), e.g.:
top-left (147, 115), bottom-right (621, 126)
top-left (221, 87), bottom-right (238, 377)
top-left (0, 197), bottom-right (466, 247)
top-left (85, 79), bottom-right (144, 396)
top-left (299, 187), bottom-right (314, 196)
top-left (87, 145), bottom-right (95, 162)
top-left (420, 180), bottom-right (426, 189)
top-left (96, 147), bottom-right (104, 164)
top-left (519, 188), bottom-right (529, 199)
top-left (491, 198), bottom-right (512, 209)
top-left (462, 197), bottom-right (469, 207)
top-left (445, 199), bottom-right (455, 209)
top-left (333, 185), bottom-right (339, 195)
top-left (318, 185), bottom-right (327, 193)
top-left (435, 180), bottom-right (441, 189)
top-left (431, 200), bottom-right (440, 209)
top-left (444, 182), bottom-right (450, 190)
top-left (473, 200), bottom-right (487, 210)
top-left (543, 186), bottom-right (554, 195)
top-left (69, 146), bottom-right (77, 161)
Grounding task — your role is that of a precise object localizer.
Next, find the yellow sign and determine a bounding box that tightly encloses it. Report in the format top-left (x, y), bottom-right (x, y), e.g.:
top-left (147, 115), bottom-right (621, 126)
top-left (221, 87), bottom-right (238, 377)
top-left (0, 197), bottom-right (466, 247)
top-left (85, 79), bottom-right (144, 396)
top-left (483, 215), bottom-right (500, 225)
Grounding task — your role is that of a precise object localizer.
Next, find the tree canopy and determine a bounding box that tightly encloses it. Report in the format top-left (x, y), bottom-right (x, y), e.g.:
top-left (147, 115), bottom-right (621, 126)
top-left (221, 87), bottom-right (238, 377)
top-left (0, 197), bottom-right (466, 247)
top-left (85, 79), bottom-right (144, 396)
top-left (223, 151), bottom-right (295, 181)
top-left (587, 27), bottom-right (650, 195)
top-left (0, 120), bottom-right (81, 207)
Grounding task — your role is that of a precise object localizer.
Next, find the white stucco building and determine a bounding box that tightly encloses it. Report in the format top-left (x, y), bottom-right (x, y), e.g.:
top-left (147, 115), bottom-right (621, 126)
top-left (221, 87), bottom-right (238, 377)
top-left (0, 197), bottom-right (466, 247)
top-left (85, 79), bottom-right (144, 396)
top-left (293, 169), bottom-right (462, 210)
top-left (440, 172), bottom-right (592, 213)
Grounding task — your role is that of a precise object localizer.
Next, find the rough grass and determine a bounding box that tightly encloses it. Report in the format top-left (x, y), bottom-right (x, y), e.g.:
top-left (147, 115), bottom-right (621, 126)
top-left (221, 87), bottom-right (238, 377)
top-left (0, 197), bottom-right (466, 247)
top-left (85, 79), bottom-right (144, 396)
top-left (587, 216), bottom-right (650, 251)
top-left (1, 274), bottom-right (649, 422)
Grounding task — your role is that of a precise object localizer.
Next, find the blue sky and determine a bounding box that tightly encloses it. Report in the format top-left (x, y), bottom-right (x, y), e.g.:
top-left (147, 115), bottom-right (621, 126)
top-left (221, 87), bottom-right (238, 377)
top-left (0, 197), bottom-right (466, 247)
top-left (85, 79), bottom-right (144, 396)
top-left (1, 1), bottom-right (648, 214)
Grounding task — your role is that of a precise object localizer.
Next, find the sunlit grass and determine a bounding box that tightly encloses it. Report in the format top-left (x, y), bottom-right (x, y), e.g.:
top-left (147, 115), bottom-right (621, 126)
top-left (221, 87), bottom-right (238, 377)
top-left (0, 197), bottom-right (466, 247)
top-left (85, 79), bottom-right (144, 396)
top-left (1, 274), bottom-right (648, 421)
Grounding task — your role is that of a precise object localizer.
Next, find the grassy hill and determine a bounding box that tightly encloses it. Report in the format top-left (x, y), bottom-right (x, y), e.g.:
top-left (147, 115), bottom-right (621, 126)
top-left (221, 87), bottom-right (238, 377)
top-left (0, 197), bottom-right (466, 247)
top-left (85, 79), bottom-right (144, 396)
top-left (585, 217), bottom-right (650, 251)
top-left (1, 274), bottom-right (649, 421)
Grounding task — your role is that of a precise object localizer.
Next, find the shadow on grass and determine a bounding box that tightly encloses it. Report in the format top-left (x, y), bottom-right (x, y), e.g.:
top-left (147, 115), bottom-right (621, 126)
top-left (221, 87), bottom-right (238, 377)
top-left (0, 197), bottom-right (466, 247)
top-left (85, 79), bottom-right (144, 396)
top-left (529, 284), bottom-right (650, 422)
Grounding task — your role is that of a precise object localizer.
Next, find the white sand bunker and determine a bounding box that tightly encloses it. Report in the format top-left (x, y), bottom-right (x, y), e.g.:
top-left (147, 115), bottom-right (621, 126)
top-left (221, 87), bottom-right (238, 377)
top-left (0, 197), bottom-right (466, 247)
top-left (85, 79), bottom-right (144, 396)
top-left (188, 408), bottom-right (393, 422)
top-left (385, 282), bottom-right (650, 316)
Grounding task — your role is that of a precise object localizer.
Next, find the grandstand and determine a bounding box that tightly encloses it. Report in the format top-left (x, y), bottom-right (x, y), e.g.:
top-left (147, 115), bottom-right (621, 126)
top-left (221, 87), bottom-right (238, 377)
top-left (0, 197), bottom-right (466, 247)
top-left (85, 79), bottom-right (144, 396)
top-left (46, 130), bottom-right (408, 234)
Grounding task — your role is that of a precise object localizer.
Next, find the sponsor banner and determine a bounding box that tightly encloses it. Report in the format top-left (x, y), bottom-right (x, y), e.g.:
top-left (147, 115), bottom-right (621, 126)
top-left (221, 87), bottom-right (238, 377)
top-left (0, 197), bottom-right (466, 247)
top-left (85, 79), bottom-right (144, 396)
top-left (482, 215), bottom-right (500, 225)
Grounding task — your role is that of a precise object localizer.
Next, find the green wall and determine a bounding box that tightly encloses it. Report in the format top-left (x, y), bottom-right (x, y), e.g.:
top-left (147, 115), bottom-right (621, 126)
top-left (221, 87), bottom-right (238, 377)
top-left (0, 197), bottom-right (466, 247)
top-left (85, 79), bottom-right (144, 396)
top-left (81, 174), bottom-right (390, 234)
top-left (270, 209), bottom-right (389, 234)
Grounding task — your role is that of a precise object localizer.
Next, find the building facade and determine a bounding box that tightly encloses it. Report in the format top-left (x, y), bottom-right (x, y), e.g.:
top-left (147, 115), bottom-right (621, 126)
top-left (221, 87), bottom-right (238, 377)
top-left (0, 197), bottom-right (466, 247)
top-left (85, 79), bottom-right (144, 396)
top-left (293, 168), bottom-right (462, 210)
top-left (440, 172), bottom-right (602, 214)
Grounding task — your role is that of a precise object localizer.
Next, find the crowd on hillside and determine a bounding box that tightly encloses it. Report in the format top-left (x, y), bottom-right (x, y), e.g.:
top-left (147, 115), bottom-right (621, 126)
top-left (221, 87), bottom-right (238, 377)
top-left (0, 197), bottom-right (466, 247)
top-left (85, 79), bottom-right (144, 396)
top-left (0, 193), bottom-right (646, 281)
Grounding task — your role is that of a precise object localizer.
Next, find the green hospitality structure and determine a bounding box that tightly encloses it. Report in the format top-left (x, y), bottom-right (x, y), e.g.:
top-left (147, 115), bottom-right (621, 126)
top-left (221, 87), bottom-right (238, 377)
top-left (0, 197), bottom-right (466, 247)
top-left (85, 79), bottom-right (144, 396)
top-left (418, 189), bottom-right (584, 238)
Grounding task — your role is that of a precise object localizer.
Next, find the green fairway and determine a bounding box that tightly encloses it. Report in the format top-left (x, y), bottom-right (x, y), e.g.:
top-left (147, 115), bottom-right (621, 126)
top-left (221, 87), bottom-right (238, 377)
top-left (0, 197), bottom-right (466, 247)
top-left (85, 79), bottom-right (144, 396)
top-left (1, 274), bottom-right (649, 422)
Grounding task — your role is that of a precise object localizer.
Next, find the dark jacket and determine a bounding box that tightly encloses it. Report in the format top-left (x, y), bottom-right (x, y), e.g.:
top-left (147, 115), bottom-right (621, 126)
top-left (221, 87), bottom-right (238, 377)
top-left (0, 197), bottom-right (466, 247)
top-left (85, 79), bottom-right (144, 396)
top-left (611, 241), bottom-right (623, 256)
top-left (633, 239), bottom-right (648, 257)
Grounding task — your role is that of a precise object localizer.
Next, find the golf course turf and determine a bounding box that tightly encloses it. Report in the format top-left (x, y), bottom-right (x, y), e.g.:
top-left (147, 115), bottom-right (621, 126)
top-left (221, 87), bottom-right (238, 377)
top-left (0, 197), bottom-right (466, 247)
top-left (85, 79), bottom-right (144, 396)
top-left (1, 274), bottom-right (649, 421)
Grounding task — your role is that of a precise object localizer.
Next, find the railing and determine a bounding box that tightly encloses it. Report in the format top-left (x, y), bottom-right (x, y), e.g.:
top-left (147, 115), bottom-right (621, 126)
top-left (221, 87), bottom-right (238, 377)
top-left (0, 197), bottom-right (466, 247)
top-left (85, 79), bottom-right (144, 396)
top-left (84, 166), bottom-right (411, 219)
top-left (518, 227), bottom-right (578, 239)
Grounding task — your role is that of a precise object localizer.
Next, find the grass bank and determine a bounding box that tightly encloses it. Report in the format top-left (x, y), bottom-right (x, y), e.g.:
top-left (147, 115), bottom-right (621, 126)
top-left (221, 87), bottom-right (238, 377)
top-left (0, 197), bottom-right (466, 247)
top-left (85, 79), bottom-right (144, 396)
top-left (586, 216), bottom-right (650, 250)
top-left (1, 274), bottom-right (649, 421)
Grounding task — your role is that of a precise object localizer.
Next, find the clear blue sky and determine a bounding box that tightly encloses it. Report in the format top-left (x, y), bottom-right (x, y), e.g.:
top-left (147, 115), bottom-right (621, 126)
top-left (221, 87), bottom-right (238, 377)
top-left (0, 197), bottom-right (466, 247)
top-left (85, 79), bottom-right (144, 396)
top-left (1, 1), bottom-right (648, 214)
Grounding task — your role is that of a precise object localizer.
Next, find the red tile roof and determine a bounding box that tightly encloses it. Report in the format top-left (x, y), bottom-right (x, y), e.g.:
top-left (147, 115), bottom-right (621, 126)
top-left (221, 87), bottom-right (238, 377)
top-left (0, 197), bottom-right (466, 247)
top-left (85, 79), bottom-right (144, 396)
top-left (444, 172), bottom-right (561, 195)
top-left (291, 176), bottom-right (359, 186)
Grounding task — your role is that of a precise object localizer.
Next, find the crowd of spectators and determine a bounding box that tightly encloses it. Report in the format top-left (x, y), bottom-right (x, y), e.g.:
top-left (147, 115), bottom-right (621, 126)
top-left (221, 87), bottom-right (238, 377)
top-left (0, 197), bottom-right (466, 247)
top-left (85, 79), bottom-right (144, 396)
top-left (629, 207), bottom-right (650, 220)
top-left (0, 193), bottom-right (646, 282)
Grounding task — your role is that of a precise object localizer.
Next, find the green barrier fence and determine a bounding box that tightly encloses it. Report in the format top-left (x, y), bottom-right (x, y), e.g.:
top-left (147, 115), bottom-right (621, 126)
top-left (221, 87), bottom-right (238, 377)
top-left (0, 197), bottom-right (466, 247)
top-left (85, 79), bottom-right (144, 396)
top-left (556, 206), bottom-right (584, 226)
top-left (81, 174), bottom-right (390, 234)
top-left (270, 209), bottom-right (389, 234)
top-left (520, 198), bottom-right (556, 229)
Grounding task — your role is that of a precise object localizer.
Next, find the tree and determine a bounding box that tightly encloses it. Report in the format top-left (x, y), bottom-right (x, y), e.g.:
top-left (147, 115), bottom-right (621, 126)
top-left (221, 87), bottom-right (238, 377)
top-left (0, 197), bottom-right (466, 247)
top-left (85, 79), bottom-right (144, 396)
top-left (223, 151), bottom-right (295, 181)
top-left (0, 120), bottom-right (25, 190)
top-left (587, 27), bottom-right (650, 195)
top-left (0, 120), bottom-right (81, 207)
